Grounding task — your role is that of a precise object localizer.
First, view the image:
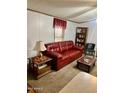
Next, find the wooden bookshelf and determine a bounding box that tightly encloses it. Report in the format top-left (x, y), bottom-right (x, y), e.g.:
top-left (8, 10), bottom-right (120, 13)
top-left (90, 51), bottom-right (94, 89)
top-left (75, 27), bottom-right (88, 48)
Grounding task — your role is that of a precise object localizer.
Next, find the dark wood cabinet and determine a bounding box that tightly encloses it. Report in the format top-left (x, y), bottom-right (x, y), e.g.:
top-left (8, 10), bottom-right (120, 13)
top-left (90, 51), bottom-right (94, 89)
top-left (75, 27), bottom-right (88, 48)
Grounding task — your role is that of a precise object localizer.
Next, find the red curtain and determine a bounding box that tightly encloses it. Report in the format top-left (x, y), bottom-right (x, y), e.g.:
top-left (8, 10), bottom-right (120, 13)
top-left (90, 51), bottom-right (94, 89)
top-left (53, 18), bottom-right (67, 30)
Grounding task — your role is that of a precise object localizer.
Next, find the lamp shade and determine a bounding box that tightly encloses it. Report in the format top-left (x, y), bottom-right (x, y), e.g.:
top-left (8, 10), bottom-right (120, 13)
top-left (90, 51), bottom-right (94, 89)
top-left (40, 41), bottom-right (46, 51)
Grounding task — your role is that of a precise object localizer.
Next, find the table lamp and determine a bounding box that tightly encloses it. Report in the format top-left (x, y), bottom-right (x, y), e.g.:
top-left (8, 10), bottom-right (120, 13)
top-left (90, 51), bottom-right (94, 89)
top-left (39, 41), bottom-right (46, 57)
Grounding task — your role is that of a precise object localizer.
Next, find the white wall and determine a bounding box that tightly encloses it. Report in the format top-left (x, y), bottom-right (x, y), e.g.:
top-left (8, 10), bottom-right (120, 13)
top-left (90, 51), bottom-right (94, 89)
top-left (27, 10), bottom-right (54, 57)
top-left (27, 10), bottom-right (78, 57)
top-left (65, 21), bottom-right (78, 43)
top-left (78, 20), bottom-right (97, 49)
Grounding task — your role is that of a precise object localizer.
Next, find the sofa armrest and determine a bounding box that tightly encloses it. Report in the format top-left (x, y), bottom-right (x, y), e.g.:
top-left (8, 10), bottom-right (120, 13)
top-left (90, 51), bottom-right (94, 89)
top-left (45, 51), bottom-right (62, 59)
top-left (73, 45), bottom-right (83, 51)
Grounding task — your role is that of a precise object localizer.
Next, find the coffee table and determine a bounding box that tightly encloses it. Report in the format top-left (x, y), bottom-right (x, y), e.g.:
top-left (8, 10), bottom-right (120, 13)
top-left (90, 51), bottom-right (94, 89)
top-left (77, 56), bottom-right (96, 72)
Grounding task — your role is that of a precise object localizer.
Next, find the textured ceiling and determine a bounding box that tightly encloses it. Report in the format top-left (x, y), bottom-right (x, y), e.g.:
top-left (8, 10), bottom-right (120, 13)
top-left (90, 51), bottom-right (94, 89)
top-left (27, 0), bottom-right (97, 23)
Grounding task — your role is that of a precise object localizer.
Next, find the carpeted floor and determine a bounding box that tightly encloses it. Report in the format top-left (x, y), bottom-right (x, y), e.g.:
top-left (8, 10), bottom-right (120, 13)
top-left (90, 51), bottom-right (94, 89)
top-left (27, 60), bottom-right (97, 93)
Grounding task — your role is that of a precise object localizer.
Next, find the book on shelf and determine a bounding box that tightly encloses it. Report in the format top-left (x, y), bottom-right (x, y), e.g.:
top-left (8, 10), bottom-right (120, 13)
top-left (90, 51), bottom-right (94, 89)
top-left (38, 64), bottom-right (47, 69)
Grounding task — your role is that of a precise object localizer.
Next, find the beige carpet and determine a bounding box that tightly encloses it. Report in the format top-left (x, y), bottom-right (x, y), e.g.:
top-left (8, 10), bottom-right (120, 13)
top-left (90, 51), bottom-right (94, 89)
top-left (27, 60), bottom-right (97, 93)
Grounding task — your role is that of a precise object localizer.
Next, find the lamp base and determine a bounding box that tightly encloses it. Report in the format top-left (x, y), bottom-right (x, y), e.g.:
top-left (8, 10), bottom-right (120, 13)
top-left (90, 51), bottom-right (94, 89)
top-left (40, 52), bottom-right (45, 61)
top-left (40, 52), bottom-right (43, 57)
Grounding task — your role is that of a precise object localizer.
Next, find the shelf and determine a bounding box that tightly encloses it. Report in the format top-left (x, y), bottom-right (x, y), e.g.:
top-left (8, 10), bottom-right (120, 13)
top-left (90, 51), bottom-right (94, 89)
top-left (38, 64), bottom-right (47, 69)
top-left (37, 70), bottom-right (51, 79)
top-left (37, 66), bottom-right (51, 74)
top-left (37, 66), bottom-right (51, 79)
top-left (34, 57), bottom-right (52, 65)
top-left (76, 41), bottom-right (85, 43)
top-left (75, 27), bottom-right (87, 48)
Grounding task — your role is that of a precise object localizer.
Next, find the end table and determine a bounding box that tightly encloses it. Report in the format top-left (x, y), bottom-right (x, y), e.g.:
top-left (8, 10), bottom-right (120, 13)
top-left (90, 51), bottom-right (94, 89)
top-left (30, 55), bottom-right (52, 79)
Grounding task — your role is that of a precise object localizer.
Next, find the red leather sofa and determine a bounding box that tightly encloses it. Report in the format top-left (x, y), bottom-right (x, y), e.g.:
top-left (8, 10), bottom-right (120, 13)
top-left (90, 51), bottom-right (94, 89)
top-left (44, 41), bottom-right (83, 70)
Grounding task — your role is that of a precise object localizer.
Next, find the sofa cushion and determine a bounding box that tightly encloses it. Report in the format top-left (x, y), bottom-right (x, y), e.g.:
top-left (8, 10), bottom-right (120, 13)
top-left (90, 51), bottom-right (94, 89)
top-left (66, 41), bottom-right (74, 50)
top-left (59, 41), bottom-right (68, 52)
top-left (45, 42), bottom-right (61, 52)
top-left (60, 51), bottom-right (71, 60)
top-left (69, 49), bottom-right (81, 58)
top-left (61, 54), bottom-right (70, 60)
top-left (60, 49), bottom-right (81, 60)
top-left (45, 51), bottom-right (62, 59)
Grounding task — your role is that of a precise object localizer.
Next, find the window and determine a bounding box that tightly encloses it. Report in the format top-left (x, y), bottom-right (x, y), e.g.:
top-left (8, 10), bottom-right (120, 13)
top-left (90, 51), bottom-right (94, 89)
top-left (54, 27), bottom-right (64, 42)
top-left (53, 18), bottom-right (67, 42)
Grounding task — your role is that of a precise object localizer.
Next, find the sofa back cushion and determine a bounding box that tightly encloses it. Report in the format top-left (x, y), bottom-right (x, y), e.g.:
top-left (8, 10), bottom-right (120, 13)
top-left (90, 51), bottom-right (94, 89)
top-left (66, 41), bottom-right (74, 50)
top-left (59, 41), bottom-right (68, 52)
top-left (45, 41), bottom-right (74, 52)
top-left (59, 41), bottom-right (74, 52)
top-left (45, 42), bottom-right (60, 52)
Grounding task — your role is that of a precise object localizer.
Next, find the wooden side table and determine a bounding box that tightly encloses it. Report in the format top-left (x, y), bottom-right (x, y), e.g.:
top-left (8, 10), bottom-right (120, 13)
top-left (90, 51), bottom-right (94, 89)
top-left (77, 56), bottom-right (96, 73)
top-left (30, 55), bottom-right (52, 79)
